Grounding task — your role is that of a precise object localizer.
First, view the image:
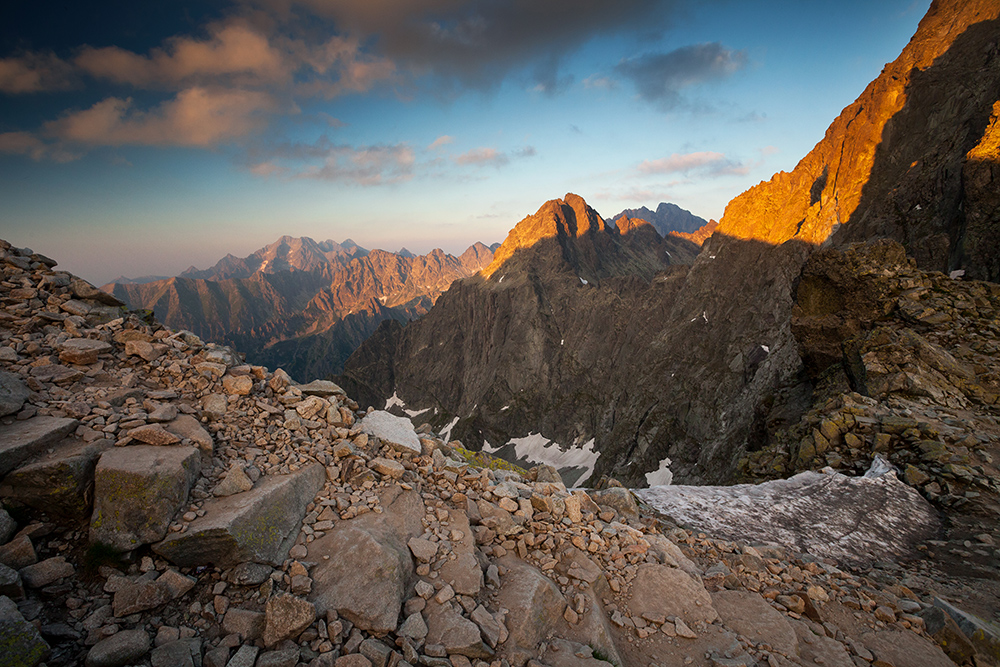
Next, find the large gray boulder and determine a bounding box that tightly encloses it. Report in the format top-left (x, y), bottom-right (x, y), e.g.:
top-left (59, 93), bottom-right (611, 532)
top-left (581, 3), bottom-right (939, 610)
top-left (90, 445), bottom-right (201, 551)
top-left (359, 411), bottom-right (421, 454)
top-left (0, 437), bottom-right (113, 518)
top-left (0, 416), bottom-right (79, 477)
top-left (308, 484), bottom-right (424, 633)
top-left (0, 372), bottom-right (29, 418)
top-left (0, 594), bottom-right (48, 666)
top-left (626, 563), bottom-right (718, 626)
top-left (153, 464), bottom-right (324, 567)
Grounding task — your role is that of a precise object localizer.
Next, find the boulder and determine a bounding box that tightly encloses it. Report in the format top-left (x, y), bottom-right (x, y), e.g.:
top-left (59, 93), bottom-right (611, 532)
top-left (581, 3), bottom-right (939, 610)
top-left (0, 535), bottom-right (36, 569)
top-left (163, 414), bottom-right (214, 458)
top-left (789, 620), bottom-right (853, 667)
top-left (0, 437), bottom-right (113, 518)
top-left (262, 594), bottom-right (315, 647)
top-left (297, 380), bottom-right (343, 397)
top-left (626, 564), bottom-right (718, 626)
top-left (127, 424), bottom-right (180, 446)
top-left (90, 445), bottom-right (201, 551)
top-left (309, 484), bottom-right (424, 633)
top-left (222, 608), bottom-right (265, 641)
top-left (0, 594), bottom-right (48, 666)
top-left (0, 372), bottom-right (29, 418)
top-left (423, 600), bottom-right (495, 659)
top-left (150, 639), bottom-right (200, 667)
top-left (153, 464), bottom-right (324, 567)
top-left (860, 630), bottom-right (955, 667)
top-left (711, 590), bottom-right (798, 656)
top-left (85, 628), bottom-right (150, 667)
top-left (359, 411), bottom-right (421, 454)
top-left (58, 338), bottom-right (111, 365)
top-left (493, 556), bottom-right (568, 653)
top-left (589, 487), bottom-right (639, 519)
top-left (0, 416), bottom-right (79, 477)
top-left (0, 508), bottom-right (16, 544)
top-left (0, 563), bottom-right (23, 599)
top-left (20, 556), bottom-right (73, 588)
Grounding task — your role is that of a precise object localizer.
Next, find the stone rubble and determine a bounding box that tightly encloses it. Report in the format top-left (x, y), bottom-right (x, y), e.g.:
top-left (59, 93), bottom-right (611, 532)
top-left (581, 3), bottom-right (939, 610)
top-left (0, 236), bottom-right (994, 667)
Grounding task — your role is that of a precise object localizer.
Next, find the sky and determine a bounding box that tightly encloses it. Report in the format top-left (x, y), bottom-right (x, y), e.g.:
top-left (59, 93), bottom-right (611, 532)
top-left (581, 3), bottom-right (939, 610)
top-left (0, 0), bottom-right (930, 285)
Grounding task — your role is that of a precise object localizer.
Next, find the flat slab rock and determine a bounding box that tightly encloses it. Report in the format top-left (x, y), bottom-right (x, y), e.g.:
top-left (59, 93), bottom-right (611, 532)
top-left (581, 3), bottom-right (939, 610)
top-left (153, 464), bottom-right (324, 567)
top-left (0, 416), bottom-right (79, 477)
top-left (634, 465), bottom-right (939, 565)
top-left (359, 411), bottom-right (421, 454)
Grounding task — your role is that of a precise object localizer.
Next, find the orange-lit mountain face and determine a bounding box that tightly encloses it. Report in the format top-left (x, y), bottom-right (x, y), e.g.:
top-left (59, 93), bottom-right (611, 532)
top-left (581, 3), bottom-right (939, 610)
top-left (104, 238), bottom-right (494, 381)
top-left (720, 0), bottom-right (1000, 280)
top-left (341, 0), bottom-right (1000, 488)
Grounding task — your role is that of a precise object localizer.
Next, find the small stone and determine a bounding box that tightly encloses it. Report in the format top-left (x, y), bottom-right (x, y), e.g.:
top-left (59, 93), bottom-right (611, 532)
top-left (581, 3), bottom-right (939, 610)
top-left (263, 594), bottom-right (316, 647)
top-left (673, 618), bottom-right (697, 639)
top-left (213, 464), bottom-right (254, 497)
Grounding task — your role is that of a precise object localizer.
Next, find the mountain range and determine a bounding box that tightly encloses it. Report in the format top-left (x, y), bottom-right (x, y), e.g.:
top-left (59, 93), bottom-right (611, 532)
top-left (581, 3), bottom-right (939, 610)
top-left (337, 0), bottom-right (1000, 487)
top-left (102, 236), bottom-right (497, 381)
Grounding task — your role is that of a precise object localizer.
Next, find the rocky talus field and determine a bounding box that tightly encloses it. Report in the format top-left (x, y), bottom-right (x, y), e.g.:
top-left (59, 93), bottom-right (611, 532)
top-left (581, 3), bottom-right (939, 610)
top-left (2, 235), bottom-right (999, 667)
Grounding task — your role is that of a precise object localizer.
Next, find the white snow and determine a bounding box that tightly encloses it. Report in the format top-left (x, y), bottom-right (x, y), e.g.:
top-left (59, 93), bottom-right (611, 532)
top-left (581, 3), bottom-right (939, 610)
top-left (360, 411), bottom-right (421, 454)
top-left (483, 434), bottom-right (600, 486)
top-left (499, 275), bottom-right (505, 283)
top-left (560, 339), bottom-right (564, 345)
top-left (580, 278), bottom-right (588, 285)
top-left (384, 391), bottom-right (405, 411)
top-left (440, 416), bottom-right (460, 443)
top-left (702, 311), bottom-right (708, 323)
top-left (500, 405), bottom-right (510, 411)
top-left (761, 344), bottom-right (770, 353)
top-left (644, 457), bottom-right (673, 487)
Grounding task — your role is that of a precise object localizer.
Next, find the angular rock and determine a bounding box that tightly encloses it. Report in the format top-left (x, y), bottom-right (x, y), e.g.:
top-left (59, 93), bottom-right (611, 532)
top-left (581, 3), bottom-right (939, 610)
top-left (0, 535), bottom-right (36, 569)
top-left (0, 594), bottom-right (48, 666)
top-left (440, 552), bottom-right (483, 597)
top-left (711, 590), bottom-right (798, 656)
top-left (860, 630), bottom-right (954, 667)
top-left (150, 639), bottom-right (199, 667)
top-left (85, 629), bottom-right (150, 667)
top-left (407, 537), bottom-right (437, 563)
top-left (90, 445), bottom-right (201, 551)
top-left (213, 464), bottom-right (253, 497)
top-left (0, 437), bottom-right (113, 518)
top-left (58, 338), bottom-right (111, 365)
top-left (423, 600), bottom-right (494, 659)
top-left (0, 563), bottom-right (23, 599)
top-left (154, 464), bottom-right (324, 567)
top-left (590, 487), bottom-right (639, 519)
top-left (371, 457), bottom-right (405, 480)
top-left (0, 508), bottom-right (15, 544)
top-left (128, 424), bottom-right (181, 446)
top-left (164, 414), bottom-right (214, 458)
top-left (20, 556), bottom-right (74, 588)
top-left (0, 372), bottom-right (29, 418)
top-left (112, 578), bottom-right (174, 616)
top-left (256, 648), bottom-right (299, 667)
top-left (223, 608), bottom-right (265, 641)
top-left (226, 645), bottom-right (259, 667)
top-left (0, 416), bottom-right (79, 477)
top-left (262, 594), bottom-right (315, 647)
top-left (359, 411), bottom-right (421, 454)
top-left (627, 564), bottom-right (718, 626)
top-left (298, 380), bottom-right (343, 397)
top-left (494, 556), bottom-right (568, 653)
top-left (201, 394), bottom-right (228, 420)
top-left (222, 375), bottom-right (253, 396)
top-left (398, 612), bottom-right (428, 640)
top-left (309, 485), bottom-right (424, 633)
top-left (228, 562), bottom-right (272, 586)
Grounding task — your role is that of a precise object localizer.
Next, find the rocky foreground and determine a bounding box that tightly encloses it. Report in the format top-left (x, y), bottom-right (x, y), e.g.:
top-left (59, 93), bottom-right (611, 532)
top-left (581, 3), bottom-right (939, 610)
top-left (0, 237), bottom-right (996, 667)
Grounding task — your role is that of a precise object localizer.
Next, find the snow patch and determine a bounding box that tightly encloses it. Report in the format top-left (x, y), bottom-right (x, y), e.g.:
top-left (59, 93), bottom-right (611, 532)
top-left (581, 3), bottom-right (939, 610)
top-left (483, 434), bottom-right (600, 486)
top-left (761, 344), bottom-right (770, 353)
top-left (644, 457), bottom-right (673, 487)
top-left (440, 416), bottom-right (459, 443)
top-left (580, 277), bottom-right (589, 285)
top-left (384, 391), bottom-right (405, 411)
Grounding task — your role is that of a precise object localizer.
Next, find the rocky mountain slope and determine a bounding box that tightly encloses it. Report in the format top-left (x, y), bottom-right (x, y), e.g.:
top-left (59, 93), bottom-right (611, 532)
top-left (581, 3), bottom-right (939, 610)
top-left (104, 237), bottom-right (494, 381)
top-left (339, 0), bottom-right (1000, 491)
top-left (1, 238), bottom-right (994, 667)
top-left (607, 202), bottom-right (708, 237)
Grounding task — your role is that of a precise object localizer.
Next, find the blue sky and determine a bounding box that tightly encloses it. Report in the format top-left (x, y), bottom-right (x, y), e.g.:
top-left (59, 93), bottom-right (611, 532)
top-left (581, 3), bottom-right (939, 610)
top-left (0, 0), bottom-right (929, 284)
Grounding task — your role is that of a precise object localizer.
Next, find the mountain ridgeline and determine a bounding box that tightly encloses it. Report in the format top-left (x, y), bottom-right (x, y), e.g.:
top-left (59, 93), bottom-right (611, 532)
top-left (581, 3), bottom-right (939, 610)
top-left (339, 0), bottom-right (1000, 487)
top-left (103, 236), bottom-right (497, 381)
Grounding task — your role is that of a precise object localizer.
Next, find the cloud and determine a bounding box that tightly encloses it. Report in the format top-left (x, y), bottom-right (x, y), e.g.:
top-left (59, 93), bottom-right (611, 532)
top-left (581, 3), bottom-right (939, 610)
top-left (453, 145), bottom-right (535, 167)
top-left (427, 135), bottom-right (454, 150)
top-left (454, 147), bottom-right (508, 167)
top-left (759, 145), bottom-right (779, 155)
top-left (0, 131), bottom-right (81, 162)
top-left (44, 87), bottom-right (278, 147)
top-left (292, 35), bottom-right (397, 98)
top-left (582, 74), bottom-right (617, 90)
top-left (245, 0), bottom-right (680, 91)
top-left (75, 23), bottom-right (290, 88)
top-left (0, 52), bottom-right (75, 94)
top-left (249, 137), bottom-right (415, 185)
top-left (638, 151), bottom-right (749, 176)
top-left (615, 42), bottom-right (746, 109)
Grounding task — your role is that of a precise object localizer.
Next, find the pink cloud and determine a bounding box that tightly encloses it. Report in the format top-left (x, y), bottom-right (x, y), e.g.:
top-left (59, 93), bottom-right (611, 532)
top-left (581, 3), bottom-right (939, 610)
top-left (454, 147), bottom-right (508, 167)
top-left (76, 23), bottom-right (289, 88)
top-left (0, 131), bottom-right (81, 162)
top-left (44, 87), bottom-right (278, 147)
top-left (638, 151), bottom-right (750, 176)
top-left (427, 135), bottom-right (454, 150)
top-left (0, 53), bottom-right (75, 94)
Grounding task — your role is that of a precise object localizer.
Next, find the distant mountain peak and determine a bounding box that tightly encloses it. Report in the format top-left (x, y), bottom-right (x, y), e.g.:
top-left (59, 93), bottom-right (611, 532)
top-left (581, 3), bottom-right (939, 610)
top-left (608, 202), bottom-right (707, 237)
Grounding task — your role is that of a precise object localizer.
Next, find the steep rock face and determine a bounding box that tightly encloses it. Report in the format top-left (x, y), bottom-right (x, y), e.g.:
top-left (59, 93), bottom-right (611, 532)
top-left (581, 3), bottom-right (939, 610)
top-left (106, 238), bottom-right (493, 380)
top-left (719, 0), bottom-right (1000, 280)
top-left (342, 0), bottom-right (1000, 486)
top-left (608, 202), bottom-right (708, 236)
